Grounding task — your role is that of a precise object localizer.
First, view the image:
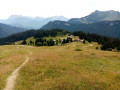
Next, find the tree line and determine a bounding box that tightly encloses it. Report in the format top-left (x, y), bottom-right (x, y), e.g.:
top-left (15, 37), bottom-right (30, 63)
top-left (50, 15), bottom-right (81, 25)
top-left (73, 31), bottom-right (120, 51)
top-left (21, 37), bottom-right (73, 46)
top-left (0, 29), bottom-right (68, 45)
top-left (1, 28), bottom-right (120, 51)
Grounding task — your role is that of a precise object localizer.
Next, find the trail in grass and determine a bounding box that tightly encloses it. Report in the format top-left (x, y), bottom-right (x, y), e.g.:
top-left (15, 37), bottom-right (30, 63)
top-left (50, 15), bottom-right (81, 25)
top-left (3, 50), bottom-right (32, 90)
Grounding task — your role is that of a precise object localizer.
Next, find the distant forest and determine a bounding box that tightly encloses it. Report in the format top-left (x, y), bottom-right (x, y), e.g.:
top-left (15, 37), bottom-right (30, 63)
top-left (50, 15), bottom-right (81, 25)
top-left (0, 29), bottom-right (68, 45)
top-left (73, 31), bottom-right (120, 51)
top-left (0, 28), bottom-right (120, 51)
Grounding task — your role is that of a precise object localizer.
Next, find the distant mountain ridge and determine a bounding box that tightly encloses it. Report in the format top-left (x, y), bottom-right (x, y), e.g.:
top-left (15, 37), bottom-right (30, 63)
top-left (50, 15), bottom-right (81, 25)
top-left (1, 10), bottom-right (120, 38)
top-left (68, 10), bottom-right (120, 24)
top-left (41, 20), bottom-right (120, 38)
top-left (41, 10), bottom-right (120, 38)
top-left (0, 23), bottom-right (26, 38)
top-left (0, 15), bottom-right (69, 29)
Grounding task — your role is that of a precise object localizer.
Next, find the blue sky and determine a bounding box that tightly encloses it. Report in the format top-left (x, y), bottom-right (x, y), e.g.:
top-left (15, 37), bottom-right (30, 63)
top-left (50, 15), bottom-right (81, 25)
top-left (0, 0), bottom-right (119, 19)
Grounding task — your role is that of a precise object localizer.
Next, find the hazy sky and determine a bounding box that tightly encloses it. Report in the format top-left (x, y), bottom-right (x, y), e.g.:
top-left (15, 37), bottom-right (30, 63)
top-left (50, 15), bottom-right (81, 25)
top-left (0, 0), bottom-right (119, 19)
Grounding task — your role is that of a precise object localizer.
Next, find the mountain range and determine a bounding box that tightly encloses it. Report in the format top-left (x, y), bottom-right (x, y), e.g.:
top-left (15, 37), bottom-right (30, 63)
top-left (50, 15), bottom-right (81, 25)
top-left (68, 10), bottom-right (120, 24)
top-left (41, 10), bottom-right (120, 38)
top-left (41, 20), bottom-right (120, 38)
top-left (0, 23), bottom-right (26, 38)
top-left (0, 15), bottom-right (69, 29)
top-left (0, 10), bottom-right (120, 38)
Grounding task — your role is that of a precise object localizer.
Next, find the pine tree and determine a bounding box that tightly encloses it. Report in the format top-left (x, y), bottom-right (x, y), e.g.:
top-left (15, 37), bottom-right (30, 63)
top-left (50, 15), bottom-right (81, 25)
top-left (21, 40), bottom-right (27, 45)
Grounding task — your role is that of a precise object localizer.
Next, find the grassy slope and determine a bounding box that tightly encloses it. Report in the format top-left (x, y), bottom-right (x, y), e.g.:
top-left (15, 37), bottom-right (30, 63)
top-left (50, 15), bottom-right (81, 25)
top-left (0, 45), bottom-right (30, 89)
top-left (13, 42), bottom-right (120, 90)
top-left (15, 37), bottom-right (35, 45)
top-left (14, 36), bottom-right (62, 45)
top-left (14, 35), bottom-right (69, 45)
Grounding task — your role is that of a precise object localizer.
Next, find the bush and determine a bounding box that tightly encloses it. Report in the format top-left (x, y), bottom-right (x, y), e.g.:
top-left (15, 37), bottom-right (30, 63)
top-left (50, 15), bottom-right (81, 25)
top-left (36, 42), bottom-right (42, 46)
top-left (83, 40), bottom-right (86, 44)
top-left (107, 48), bottom-right (112, 51)
top-left (21, 40), bottom-right (27, 45)
top-left (96, 47), bottom-right (98, 50)
top-left (101, 45), bottom-right (107, 50)
top-left (43, 42), bottom-right (48, 46)
top-left (75, 48), bottom-right (82, 51)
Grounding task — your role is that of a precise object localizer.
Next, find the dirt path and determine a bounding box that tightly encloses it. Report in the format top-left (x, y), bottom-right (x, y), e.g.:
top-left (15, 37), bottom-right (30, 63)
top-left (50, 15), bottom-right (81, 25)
top-left (3, 50), bottom-right (32, 90)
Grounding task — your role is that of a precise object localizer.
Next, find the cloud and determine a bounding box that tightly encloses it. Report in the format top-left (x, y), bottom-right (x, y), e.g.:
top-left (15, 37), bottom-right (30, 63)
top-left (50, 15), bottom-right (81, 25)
top-left (0, 0), bottom-right (119, 19)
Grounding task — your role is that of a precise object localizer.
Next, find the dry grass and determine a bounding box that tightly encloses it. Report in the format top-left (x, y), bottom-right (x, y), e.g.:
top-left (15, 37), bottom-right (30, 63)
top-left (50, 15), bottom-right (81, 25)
top-left (13, 42), bottom-right (120, 90)
top-left (0, 45), bottom-right (29, 89)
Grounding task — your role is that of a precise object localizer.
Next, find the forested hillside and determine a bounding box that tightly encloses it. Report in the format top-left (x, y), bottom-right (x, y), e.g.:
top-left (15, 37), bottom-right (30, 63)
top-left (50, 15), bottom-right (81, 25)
top-left (0, 23), bottom-right (26, 38)
top-left (41, 20), bottom-right (120, 38)
top-left (0, 28), bottom-right (120, 51)
top-left (0, 29), bottom-right (67, 45)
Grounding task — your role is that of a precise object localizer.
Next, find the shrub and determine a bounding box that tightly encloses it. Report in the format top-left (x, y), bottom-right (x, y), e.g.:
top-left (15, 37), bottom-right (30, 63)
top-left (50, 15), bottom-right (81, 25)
top-left (107, 48), bottom-right (112, 51)
top-left (43, 42), bottom-right (48, 46)
top-left (83, 40), bottom-right (86, 44)
top-left (96, 47), bottom-right (98, 50)
top-left (21, 40), bottom-right (27, 45)
top-left (36, 42), bottom-right (42, 46)
top-left (75, 48), bottom-right (82, 51)
top-left (101, 45), bottom-right (107, 50)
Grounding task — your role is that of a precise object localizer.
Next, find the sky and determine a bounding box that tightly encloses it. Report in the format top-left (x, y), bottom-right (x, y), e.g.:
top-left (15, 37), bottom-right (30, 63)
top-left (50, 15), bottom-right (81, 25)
top-left (0, 0), bottom-right (120, 19)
